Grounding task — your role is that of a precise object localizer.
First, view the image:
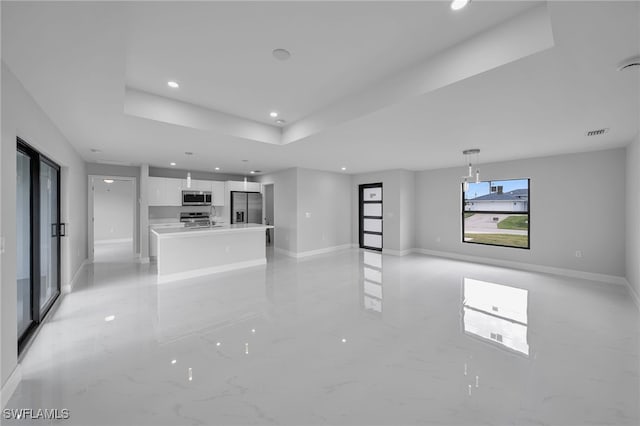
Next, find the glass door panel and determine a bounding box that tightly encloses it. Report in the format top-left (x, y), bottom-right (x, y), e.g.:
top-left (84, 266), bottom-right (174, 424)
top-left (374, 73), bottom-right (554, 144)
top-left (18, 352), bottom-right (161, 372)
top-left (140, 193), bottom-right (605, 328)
top-left (39, 160), bottom-right (59, 311)
top-left (17, 150), bottom-right (33, 338)
top-left (359, 183), bottom-right (383, 251)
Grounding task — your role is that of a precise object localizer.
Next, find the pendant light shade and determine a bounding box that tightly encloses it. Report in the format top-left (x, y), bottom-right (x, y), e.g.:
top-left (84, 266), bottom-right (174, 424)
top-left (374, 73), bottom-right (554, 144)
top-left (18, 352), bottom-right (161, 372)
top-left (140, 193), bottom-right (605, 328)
top-left (187, 172), bottom-right (192, 189)
top-left (461, 149), bottom-right (481, 190)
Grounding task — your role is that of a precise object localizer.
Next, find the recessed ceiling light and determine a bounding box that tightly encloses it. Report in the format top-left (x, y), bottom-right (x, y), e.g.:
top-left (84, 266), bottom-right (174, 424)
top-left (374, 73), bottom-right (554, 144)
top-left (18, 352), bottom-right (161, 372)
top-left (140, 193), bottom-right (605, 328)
top-left (250, 171), bottom-right (255, 174)
top-left (451, 0), bottom-right (470, 11)
top-left (272, 48), bottom-right (291, 61)
top-left (170, 162), bottom-right (176, 166)
top-left (104, 315), bottom-right (115, 322)
top-left (270, 111), bottom-right (278, 118)
top-left (214, 167), bottom-right (220, 171)
top-left (168, 81), bottom-right (179, 88)
top-left (171, 359), bottom-right (177, 365)
top-left (341, 167), bottom-right (347, 171)
top-left (275, 119), bottom-right (286, 125)
top-left (103, 179), bottom-right (114, 184)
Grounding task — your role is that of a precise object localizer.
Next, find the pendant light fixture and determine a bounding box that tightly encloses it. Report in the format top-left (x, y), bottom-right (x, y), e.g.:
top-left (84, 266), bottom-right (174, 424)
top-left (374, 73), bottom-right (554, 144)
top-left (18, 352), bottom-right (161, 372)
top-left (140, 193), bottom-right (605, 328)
top-left (461, 149), bottom-right (480, 192)
top-left (187, 172), bottom-right (192, 189)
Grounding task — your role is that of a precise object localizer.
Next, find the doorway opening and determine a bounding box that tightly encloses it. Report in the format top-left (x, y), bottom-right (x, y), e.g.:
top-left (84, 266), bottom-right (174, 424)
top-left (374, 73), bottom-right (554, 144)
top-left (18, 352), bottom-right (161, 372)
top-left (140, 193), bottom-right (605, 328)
top-left (89, 176), bottom-right (136, 263)
top-left (359, 183), bottom-right (383, 251)
top-left (263, 183), bottom-right (274, 246)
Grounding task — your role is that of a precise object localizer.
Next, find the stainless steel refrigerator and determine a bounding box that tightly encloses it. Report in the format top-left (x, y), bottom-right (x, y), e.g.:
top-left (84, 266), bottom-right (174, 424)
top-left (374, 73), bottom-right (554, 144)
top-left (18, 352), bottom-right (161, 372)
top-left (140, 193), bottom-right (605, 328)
top-left (231, 191), bottom-right (262, 224)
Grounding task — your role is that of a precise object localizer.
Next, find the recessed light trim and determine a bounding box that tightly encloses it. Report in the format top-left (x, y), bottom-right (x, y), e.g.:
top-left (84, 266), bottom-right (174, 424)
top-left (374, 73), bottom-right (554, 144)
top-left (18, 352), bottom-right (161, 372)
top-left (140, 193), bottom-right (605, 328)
top-left (270, 111), bottom-right (278, 118)
top-left (341, 167), bottom-right (347, 171)
top-left (170, 162), bottom-right (176, 166)
top-left (168, 81), bottom-right (179, 88)
top-left (214, 167), bottom-right (220, 171)
top-left (451, 0), bottom-right (470, 11)
top-left (272, 48), bottom-right (291, 61)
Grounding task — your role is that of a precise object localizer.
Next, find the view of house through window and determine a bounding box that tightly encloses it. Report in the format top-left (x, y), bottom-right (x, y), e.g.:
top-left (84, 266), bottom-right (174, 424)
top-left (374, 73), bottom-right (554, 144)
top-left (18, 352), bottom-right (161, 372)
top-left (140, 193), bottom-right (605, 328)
top-left (462, 178), bottom-right (530, 249)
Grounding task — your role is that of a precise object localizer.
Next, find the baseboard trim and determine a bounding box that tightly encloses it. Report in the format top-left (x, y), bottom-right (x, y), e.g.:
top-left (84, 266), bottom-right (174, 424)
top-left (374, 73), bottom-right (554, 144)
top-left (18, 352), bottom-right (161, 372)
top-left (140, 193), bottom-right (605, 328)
top-left (157, 258), bottom-right (266, 283)
top-left (625, 279), bottom-right (640, 310)
top-left (94, 238), bottom-right (133, 245)
top-left (383, 248), bottom-right (413, 256)
top-left (295, 244), bottom-right (352, 259)
top-left (274, 244), bottom-right (352, 259)
top-left (1, 365), bottom-right (22, 409)
top-left (413, 248), bottom-right (628, 286)
top-left (62, 259), bottom-right (89, 294)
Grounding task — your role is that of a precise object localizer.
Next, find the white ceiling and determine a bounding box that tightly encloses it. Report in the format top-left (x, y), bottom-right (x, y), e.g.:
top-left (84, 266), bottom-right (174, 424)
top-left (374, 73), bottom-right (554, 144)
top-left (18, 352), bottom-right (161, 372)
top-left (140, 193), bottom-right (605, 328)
top-left (2, 1), bottom-right (639, 176)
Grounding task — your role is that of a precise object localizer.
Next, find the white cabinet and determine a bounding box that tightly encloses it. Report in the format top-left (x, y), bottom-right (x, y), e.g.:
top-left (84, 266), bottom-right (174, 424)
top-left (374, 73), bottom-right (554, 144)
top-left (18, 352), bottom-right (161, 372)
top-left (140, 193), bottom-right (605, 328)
top-left (150, 223), bottom-right (184, 257)
top-left (212, 181), bottom-right (225, 206)
top-left (226, 181), bottom-right (262, 193)
top-left (182, 179), bottom-right (211, 192)
top-left (148, 177), bottom-right (228, 206)
top-left (148, 177), bottom-right (183, 206)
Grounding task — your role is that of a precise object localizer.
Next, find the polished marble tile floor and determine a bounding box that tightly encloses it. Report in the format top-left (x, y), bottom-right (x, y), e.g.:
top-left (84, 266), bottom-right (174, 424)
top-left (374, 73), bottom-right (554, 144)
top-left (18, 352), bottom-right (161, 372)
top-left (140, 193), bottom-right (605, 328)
top-left (6, 247), bottom-right (640, 425)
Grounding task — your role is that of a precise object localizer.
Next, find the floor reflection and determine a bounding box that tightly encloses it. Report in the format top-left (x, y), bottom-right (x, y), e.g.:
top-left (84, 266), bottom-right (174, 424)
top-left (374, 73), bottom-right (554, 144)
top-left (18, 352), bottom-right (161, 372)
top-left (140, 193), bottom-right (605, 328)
top-left (462, 277), bottom-right (529, 356)
top-left (362, 251), bottom-right (383, 314)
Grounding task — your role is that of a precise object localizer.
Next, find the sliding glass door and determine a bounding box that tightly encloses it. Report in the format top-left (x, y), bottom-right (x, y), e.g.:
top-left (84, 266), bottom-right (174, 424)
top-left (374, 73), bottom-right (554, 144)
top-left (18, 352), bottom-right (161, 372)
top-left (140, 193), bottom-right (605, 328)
top-left (17, 149), bottom-right (33, 339)
top-left (40, 159), bottom-right (60, 312)
top-left (17, 139), bottom-right (61, 352)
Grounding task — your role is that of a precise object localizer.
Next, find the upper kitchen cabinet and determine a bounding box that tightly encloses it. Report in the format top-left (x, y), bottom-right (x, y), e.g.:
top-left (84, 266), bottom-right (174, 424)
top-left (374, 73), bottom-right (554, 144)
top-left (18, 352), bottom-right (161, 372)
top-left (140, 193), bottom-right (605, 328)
top-left (148, 177), bottom-right (183, 206)
top-left (226, 180), bottom-right (262, 193)
top-left (212, 181), bottom-right (225, 206)
top-left (182, 179), bottom-right (211, 192)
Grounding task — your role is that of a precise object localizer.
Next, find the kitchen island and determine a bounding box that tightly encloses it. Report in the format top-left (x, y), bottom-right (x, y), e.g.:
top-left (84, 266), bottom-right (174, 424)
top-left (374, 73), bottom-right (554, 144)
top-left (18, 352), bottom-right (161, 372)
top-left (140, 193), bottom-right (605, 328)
top-left (152, 224), bottom-right (274, 283)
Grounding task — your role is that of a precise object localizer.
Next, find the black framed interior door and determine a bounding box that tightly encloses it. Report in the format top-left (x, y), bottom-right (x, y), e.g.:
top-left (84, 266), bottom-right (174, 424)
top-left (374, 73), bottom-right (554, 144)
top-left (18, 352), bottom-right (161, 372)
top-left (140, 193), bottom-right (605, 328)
top-left (359, 183), bottom-right (383, 251)
top-left (17, 138), bottom-right (61, 353)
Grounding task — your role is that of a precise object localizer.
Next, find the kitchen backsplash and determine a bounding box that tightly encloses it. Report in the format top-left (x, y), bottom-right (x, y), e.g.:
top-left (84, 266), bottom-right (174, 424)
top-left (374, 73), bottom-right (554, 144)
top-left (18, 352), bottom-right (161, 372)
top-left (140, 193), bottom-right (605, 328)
top-left (149, 205), bottom-right (227, 221)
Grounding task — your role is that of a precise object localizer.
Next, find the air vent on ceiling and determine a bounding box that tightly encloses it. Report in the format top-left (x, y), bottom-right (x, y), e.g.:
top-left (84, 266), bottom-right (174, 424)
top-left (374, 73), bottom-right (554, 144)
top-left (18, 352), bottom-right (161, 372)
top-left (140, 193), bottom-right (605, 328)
top-left (586, 128), bottom-right (609, 137)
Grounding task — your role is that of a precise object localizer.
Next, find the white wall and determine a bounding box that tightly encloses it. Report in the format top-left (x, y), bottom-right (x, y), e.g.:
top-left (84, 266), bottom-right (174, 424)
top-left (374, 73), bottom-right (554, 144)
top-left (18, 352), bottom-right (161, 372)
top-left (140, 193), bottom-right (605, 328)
top-left (296, 168), bottom-right (351, 253)
top-left (93, 179), bottom-right (134, 242)
top-left (1, 63), bottom-right (87, 387)
top-left (626, 134), bottom-right (640, 299)
top-left (416, 148), bottom-right (626, 277)
top-left (351, 169), bottom-right (416, 254)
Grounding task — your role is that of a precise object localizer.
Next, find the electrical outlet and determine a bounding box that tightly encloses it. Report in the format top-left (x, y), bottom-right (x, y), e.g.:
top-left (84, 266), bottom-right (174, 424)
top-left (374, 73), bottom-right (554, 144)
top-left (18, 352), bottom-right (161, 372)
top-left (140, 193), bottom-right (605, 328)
top-left (575, 250), bottom-right (583, 258)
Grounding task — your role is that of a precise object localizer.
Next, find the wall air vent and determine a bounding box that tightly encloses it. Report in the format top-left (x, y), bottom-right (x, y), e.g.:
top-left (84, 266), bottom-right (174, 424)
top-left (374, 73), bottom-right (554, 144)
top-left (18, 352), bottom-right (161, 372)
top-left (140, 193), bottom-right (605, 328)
top-left (586, 128), bottom-right (609, 137)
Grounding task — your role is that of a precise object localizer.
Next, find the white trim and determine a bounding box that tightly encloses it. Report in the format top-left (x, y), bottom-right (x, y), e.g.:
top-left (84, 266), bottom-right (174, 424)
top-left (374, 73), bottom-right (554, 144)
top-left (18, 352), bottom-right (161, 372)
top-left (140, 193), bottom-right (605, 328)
top-left (382, 248), bottom-right (413, 256)
top-left (94, 238), bottom-right (134, 244)
top-left (625, 279), bottom-right (640, 310)
top-left (157, 258), bottom-right (266, 283)
top-left (413, 248), bottom-right (628, 286)
top-left (274, 244), bottom-right (352, 259)
top-left (1, 365), bottom-right (22, 409)
top-left (62, 259), bottom-right (88, 294)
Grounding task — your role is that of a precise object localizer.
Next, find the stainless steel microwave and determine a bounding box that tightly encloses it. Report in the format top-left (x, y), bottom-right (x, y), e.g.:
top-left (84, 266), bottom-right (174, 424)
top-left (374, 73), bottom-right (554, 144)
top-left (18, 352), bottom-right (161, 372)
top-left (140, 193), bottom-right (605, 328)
top-left (182, 191), bottom-right (212, 206)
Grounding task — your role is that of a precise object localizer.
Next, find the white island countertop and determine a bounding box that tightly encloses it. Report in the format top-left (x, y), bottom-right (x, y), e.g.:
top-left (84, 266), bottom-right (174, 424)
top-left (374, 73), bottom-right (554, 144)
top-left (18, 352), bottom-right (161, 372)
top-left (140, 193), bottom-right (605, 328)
top-left (152, 223), bottom-right (273, 238)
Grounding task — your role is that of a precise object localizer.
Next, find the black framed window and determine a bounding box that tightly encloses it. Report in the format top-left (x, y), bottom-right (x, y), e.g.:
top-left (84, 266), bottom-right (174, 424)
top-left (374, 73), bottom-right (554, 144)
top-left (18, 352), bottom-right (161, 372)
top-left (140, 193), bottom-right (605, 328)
top-left (462, 178), bottom-right (530, 249)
